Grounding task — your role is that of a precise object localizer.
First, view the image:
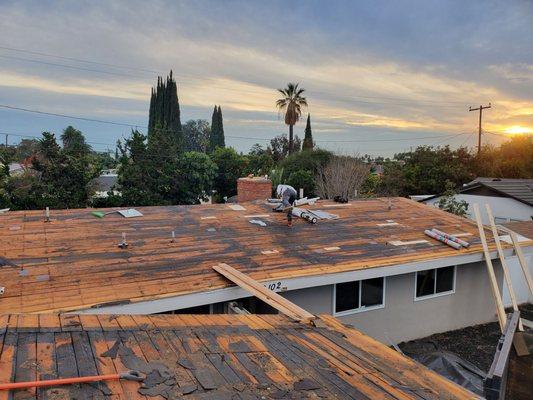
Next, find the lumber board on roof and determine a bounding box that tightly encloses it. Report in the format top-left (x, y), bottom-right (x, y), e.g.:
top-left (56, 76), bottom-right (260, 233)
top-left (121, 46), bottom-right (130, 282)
top-left (0, 197), bottom-right (503, 313)
top-left (0, 313), bottom-right (478, 399)
top-left (473, 204), bottom-right (507, 332)
top-left (213, 263), bottom-right (315, 322)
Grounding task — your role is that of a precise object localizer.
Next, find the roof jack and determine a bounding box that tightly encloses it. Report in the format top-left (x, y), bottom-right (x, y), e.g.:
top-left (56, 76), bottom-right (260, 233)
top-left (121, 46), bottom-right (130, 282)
top-left (118, 232), bottom-right (128, 249)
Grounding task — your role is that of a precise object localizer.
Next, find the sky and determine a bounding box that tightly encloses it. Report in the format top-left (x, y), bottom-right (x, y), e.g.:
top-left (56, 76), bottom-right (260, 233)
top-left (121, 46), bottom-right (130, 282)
top-left (0, 0), bottom-right (532, 156)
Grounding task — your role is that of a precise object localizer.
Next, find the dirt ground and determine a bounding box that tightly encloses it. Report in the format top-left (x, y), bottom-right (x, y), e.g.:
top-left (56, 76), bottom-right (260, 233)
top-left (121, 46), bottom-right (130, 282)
top-left (399, 303), bottom-right (533, 373)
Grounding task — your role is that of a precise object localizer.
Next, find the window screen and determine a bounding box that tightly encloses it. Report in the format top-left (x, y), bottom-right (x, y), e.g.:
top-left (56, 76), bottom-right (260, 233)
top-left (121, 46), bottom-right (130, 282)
top-left (335, 281), bottom-right (359, 313)
top-left (361, 278), bottom-right (384, 307)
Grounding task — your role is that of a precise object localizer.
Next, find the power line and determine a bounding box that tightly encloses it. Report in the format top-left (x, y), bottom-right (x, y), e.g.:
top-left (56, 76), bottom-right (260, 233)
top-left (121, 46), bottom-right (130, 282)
top-left (0, 44), bottom-right (477, 107)
top-left (0, 103), bottom-right (473, 144)
top-left (0, 54), bottom-right (147, 79)
top-left (0, 44), bottom-right (159, 74)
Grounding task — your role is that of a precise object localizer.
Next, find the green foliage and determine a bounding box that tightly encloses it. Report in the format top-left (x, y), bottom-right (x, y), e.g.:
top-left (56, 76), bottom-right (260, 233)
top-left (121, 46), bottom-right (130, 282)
top-left (116, 130), bottom-right (216, 206)
top-left (148, 71), bottom-right (182, 152)
top-left (302, 114), bottom-right (314, 151)
top-left (437, 180), bottom-right (469, 217)
top-left (279, 148), bottom-right (333, 180)
top-left (211, 147), bottom-right (246, 201)
top-left (268, 167), bottom-right (284, 188)
top-left (378, 145), bottom-right (474, 196)
top-left (472, 135), bottom-right (533, 178)
top-left (244, 144), bottom-right (274, 176)
top-left (287, 170), bottom-right (315, 197)
top-left (61, 126), bottom-right (92, 155)
top-left (209, 106), bottom-right (225, 152)
top-left (360, 174), bottom-right (381, 197)
top-left (268, 134), bottom-right (301, 162)
top-left (2, 131), bottom-right (99, 210)
top-left (13, 139), bottom-right (39, 161)
top-left (276, 83), bottom-right (308, 154)
top-left (183, 119), bottom-right (210, 153)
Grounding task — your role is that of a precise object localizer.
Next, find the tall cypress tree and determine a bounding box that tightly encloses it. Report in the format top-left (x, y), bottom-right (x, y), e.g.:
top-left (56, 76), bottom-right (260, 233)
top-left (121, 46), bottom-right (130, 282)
top-left (209, 106), bottom-right (219, 153)
top-left (302, 113), bottom-right (313, 151)
top-left (148, 71), bottom-right (182, 151)
top-left (217, 106), bottom-right (225, 149)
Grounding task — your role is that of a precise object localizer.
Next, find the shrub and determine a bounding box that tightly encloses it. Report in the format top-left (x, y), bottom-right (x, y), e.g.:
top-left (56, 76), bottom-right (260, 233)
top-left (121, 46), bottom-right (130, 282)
top-left (287, 170), bottom-right (315, 197)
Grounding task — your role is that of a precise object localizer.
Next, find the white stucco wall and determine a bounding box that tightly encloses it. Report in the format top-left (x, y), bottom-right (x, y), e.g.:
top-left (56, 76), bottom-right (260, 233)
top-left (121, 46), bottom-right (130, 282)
top-left (282, 261), bottom-right (504, 344)
top-left (423, 194), bottom-right (532, 224)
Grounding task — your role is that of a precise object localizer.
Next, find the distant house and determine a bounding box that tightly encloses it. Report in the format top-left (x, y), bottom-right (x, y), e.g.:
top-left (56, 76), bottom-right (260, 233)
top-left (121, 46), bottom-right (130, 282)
top-left (92, 169), bottom-right (119, 198)
top-left (421, 177), bottom-right (533, 224)
top-left (420, 178), bottom-right (533, 306)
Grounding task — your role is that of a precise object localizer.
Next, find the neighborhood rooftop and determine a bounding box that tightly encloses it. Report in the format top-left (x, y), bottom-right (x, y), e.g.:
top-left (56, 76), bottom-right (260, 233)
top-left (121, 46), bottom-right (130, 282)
top-left (0, 313), bottom-right (476, 399)
top-left (0, 197), bottom-right (503, 314)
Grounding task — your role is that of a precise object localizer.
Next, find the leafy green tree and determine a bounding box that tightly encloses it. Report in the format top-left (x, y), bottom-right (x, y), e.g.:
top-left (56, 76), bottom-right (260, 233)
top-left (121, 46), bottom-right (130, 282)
top-left (211, 147), bottom-right (247, 201)
top-left (148, 71), bottom-right (182, 152)
top-left (175, 152), bottom-right (217, 204)
top-left (184, 119), bottom-right (210, 153)
top-left (61, 126), bottom-right (91, 155)
top-left (380, 145), bottom-right (474, 196)
top-left (244, 144), bottom-right (274, 176)
top-left (287, 170), bottom-right (315, 197)
top-left (280, 148), bottom-right (333, 181)
top-left (268, 134), bottom-right (301, 162)
top-left (473, 135), bottom-right (532, 178)
top-left (276, 83), bottom-right (307, 154)
top-left (302, 114), bottom-right (314, 151)
top-left (116, 130), bottom-right (216, 206)
top-left (437, 180), bottom-right (469, 217)
top-left (30, 132), bottom-right (99, 209)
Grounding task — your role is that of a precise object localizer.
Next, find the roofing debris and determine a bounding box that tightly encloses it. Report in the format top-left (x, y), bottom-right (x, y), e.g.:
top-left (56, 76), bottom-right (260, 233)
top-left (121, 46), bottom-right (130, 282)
top-left (0, 198), bottom-right (501, 313)
top-left (0, 314), bottom-right (477, 399)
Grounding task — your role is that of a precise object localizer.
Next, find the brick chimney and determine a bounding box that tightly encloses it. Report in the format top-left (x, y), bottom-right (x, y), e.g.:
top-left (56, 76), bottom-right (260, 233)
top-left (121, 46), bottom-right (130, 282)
top-left (237, 176), bottom-right (272, 203)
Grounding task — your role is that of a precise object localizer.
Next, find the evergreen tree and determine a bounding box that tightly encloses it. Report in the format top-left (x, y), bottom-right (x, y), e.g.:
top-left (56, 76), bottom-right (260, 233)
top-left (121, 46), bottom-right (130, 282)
top-left (302, 113), bottom-right (314, 151)
top-left (217, 106), bottom-right (225, 148)
top-left (209, 105), bottom-right (226, 152)
top-left (147, 71), bottom-right (182, 152)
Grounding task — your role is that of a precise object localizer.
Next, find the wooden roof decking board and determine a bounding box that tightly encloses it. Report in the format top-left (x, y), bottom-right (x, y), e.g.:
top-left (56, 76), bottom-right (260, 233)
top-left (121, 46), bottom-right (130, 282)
top-left (0, 313), bottom-right (478, 399)
top-left (0, 197), bottom-right (500, 313)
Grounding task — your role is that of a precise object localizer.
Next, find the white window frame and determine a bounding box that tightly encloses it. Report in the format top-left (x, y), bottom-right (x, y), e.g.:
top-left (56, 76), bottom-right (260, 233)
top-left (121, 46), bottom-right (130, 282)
top-left (333, 277), bottom-right (386, 316)
top-left (414, 265), bottom-right (456, 301)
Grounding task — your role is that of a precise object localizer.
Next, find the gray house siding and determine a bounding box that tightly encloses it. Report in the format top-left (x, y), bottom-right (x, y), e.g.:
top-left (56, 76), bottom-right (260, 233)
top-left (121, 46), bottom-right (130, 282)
top-left (282, 261), bottom-right (504, 343)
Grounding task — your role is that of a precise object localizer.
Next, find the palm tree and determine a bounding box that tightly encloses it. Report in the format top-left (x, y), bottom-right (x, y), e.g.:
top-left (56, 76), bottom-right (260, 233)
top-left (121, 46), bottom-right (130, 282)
top-left (276, 83), bottom-right (307, 154)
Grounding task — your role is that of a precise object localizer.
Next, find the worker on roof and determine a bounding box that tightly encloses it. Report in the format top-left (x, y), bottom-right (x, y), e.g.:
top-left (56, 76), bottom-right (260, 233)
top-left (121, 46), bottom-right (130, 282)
top-left (276, 184), bottom-right (297, 227)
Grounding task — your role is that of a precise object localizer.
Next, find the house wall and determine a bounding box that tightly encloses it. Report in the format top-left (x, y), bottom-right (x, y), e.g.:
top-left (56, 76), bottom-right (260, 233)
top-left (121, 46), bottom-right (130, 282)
top-left (423, 194), bottom-right (532, 224)
top-left (503, 255), bottom-right (533, 306)
top-left (282, 260), bottom-right (504, 344)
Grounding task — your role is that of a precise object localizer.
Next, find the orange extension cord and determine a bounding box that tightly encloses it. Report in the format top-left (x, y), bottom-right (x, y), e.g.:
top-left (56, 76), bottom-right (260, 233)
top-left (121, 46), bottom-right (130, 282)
top-left (0, 371), bottom-right (143, 391)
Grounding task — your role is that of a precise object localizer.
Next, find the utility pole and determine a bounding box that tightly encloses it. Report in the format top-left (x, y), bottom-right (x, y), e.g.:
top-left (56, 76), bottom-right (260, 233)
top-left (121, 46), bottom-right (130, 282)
top-left (469, 103), bottom-right (491, 155)
top-left (4, 134), bottom-right (7, 147)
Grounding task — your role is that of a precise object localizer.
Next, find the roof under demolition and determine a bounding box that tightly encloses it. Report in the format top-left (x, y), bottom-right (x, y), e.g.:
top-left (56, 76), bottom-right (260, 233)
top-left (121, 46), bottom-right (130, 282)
top-left (0, 313), bottom-right (476, 399)
top-left (0, 197), bottom-right (502, 313)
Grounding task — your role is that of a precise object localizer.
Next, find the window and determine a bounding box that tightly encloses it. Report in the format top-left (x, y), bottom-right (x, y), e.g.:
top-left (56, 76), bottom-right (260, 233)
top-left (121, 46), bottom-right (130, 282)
top-left (415, 266), bottom-right (455, 300)
top-left (334, 277), bottom-right (385, 315)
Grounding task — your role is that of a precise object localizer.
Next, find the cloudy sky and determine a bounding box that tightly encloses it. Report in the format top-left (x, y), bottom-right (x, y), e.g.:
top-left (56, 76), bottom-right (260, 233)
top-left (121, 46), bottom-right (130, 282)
top-left (0, 0), bottom-right (531, 156)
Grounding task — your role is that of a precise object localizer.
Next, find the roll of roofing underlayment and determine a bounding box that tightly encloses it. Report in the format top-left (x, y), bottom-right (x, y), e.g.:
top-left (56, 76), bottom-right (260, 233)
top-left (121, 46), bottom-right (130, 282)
top-left (431, 228), bottom-right (470, 248)
top-left (424, 229), bottom-right (462, 250)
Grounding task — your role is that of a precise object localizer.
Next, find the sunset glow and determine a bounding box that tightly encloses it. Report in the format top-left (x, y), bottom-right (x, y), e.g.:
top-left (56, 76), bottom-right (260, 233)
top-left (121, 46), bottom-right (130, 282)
top-left (503, 125), bottom-right (533, 135)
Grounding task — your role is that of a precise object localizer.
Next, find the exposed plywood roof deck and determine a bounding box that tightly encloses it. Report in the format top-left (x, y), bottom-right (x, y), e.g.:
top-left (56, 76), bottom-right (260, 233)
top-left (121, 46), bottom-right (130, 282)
top-left (0, 197), bottom-right (498, 313)
top-left (0, 313), bottom-right (477, 399)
